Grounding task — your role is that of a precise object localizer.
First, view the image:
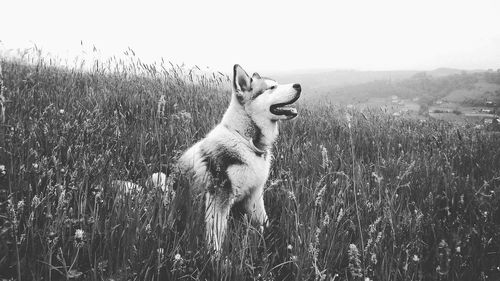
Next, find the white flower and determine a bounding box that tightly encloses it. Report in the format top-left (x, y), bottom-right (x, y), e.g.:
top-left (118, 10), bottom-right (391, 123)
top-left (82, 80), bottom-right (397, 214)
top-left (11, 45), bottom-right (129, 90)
top-left (75, 229), bottom-right (84, 240)
top-left (412, 254), bottom-right (420, 262)
top-left (174, 253), bottom-right (181, 261)
top-left (455, 246), bottom-right (461, 253)
top-left (287, 244), bottom-right (293, 250)
top-left (17, 200), bottom-right (25, 210)
top-left (31, 195), bottom-right (41, 208)
top-left (0, 164), bottom-right (5, 176)
top-left (337, 208), bottom-right (344, 222)
top-left (157, 248), bottom-right (164, 255)
top-left (59, 109), bottom-right (65, 114)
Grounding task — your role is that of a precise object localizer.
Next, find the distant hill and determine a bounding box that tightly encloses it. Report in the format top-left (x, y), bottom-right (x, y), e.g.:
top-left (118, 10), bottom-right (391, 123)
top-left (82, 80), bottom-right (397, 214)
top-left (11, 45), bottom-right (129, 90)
top-left (318, 69), bottom-right (500, 106)
top-left (271, 68), bottom-right (487, 100)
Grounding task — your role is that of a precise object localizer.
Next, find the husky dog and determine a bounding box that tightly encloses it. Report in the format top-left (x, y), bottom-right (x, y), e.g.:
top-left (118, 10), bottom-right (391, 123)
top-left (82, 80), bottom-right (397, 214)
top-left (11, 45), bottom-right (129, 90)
top-left (174, 64), bottom-right (301, 251)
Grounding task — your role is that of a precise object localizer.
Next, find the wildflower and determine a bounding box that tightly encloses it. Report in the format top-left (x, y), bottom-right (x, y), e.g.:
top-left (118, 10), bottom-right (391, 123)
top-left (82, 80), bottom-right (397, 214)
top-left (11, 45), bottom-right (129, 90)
top-left (178, 110), bottom-right (192, 121)
top-left (320, 145), bottom-right (329, 169)
top-left (17, 200), bottom-right (25, 212)
top-left (31, 195), bottom-right (41, 208)
top-left (47, 231), bottom-right (58, 246)
top-left (287, 244), bottom-right (293, 250)
top-left (348, 244), bottom-right (362, 278)
top-left (315, 185), bottom-right (326, 206)
top-left (157, 95), bottom-right (166, 117)
top-left (455, 246), bottom-right (461, 253)
top-left (174, 253), bottom-right (181, 261)
top-left (346, 112), bottom-right (352, 129)
top-left (157, 248), bottom-right (164, 256)
top-left (322, 212), bottom-right (330, 227)
top-left (32, 163), bottom-right (39, 169)
top-left (59, 109), bottom-right (65, 114)
top-left (371, 172), bottom-right (383, 184)
top-left (337, 208), bottom-right (344, 222)
top-left (290, 255), bottom-right (297, 261)
top-left (75, 229), bottom-right (84, 240)
top-left (0, 164), bottom-right (5, 176)
top-left (74, 229), bottom-right (85, 248)
top-left (412, 254), bottom-right (420, 262)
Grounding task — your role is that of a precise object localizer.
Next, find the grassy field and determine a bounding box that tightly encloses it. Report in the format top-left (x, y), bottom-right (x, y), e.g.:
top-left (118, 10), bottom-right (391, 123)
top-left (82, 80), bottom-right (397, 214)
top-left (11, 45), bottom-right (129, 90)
top-left (1, 52), bottom-right (500, 281)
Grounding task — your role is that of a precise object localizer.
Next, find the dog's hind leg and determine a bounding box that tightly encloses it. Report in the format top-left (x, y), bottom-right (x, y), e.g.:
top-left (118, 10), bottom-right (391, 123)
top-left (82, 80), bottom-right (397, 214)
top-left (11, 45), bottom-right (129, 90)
top-left (167, 173), bottom-right (191, 233)
top-left (205, 191), bottom-right (234, 253)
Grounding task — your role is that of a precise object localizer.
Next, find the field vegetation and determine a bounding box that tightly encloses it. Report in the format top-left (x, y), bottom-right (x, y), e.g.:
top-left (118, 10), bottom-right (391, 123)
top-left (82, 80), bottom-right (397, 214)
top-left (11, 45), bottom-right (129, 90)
top-left (0, 51), bottom-right (499, 280)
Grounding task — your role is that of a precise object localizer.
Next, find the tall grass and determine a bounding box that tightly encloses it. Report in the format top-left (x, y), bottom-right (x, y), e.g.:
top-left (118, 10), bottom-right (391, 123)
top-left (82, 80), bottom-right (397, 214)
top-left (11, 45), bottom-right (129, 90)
top-left (0, 50), bottom-right (499, 280)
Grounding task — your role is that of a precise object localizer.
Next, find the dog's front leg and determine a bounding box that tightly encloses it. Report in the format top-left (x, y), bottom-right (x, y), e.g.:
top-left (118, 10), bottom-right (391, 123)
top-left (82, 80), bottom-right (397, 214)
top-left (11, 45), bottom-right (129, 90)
top-left (205, 191), bottom-right (233, 253)
top-left (246, 187), bottom-right (269, 230)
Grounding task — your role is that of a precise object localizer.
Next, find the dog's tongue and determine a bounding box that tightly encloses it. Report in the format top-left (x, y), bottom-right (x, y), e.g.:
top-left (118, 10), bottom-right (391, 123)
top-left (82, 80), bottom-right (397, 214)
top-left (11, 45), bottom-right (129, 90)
top-left (276, 106), bottom-right (297, 115)
top-left (271, 105), bottom-right (297, 116)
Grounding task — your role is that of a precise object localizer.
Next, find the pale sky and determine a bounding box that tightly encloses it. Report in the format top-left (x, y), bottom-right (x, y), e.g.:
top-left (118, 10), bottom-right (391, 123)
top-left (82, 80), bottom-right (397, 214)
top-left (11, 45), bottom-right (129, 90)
top-left (1, 0), bottom-right (499, 73)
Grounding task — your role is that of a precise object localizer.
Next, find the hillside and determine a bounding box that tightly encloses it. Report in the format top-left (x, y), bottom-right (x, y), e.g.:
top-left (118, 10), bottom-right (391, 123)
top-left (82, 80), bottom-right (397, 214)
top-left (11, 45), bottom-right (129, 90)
top-left (271, 68), bottom-right (487, 101)
top-left (0, 56), bottom-right (500, 281)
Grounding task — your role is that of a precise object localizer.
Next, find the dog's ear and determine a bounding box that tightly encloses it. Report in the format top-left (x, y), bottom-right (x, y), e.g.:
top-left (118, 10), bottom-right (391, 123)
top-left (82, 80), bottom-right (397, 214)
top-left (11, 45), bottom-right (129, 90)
top-left (252, 72), bottom-right (261, 80)
top-left (233, 64), bottom-right (251, 92)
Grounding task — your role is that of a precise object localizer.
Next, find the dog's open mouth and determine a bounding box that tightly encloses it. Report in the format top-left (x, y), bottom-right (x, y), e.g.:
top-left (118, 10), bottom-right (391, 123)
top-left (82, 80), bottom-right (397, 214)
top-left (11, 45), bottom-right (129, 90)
top-left (270, 94), bottom-right (300, 118)
top-left (270, 103), bottom-right (298, 117)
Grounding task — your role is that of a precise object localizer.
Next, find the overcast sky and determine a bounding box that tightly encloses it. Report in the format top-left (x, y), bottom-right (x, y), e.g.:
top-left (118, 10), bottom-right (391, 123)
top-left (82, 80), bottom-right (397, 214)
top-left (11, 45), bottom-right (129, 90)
top-left (1, 0), bottom-right (499, 73)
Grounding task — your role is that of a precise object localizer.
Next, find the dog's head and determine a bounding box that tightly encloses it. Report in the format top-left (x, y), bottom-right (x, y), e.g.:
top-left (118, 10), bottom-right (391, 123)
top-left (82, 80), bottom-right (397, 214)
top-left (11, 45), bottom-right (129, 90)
top-left (232, 64), bottom-right (301, 121)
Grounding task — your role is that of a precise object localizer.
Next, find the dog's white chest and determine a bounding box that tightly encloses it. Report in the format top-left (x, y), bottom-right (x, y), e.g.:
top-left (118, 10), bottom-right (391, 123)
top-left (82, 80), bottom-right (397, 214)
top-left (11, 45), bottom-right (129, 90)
top-left (247, 153), bottom-right (271, 186)
top-left (227, 152), bottom-right (271, 200)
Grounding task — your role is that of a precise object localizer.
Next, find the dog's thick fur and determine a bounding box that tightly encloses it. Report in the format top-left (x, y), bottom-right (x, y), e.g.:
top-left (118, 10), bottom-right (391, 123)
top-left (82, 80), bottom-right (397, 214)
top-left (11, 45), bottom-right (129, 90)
top-left (172, 64), bottom-right (301, 251)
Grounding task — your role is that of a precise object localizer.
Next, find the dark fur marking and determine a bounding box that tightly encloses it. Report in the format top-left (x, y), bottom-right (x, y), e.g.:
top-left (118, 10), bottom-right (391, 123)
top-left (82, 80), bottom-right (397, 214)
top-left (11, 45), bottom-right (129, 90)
top-left (251, 89), bottom-right (265, 100)
top-left (249, 120), bottom-right (265, 153)
top-left (235, 92), bottom-right (245, 104)
top-left (201, 146), bottom-right (244, 193)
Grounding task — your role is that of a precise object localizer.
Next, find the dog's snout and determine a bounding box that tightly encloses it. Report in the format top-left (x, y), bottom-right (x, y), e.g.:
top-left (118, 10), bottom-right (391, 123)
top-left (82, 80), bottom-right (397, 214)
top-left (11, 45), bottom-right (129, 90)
top-left (293, 83), bottom-right (301, 92)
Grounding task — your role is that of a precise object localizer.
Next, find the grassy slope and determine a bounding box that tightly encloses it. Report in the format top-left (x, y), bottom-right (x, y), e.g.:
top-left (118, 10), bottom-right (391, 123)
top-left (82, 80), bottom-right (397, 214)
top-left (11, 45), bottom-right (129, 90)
top-left (0, 56), bottom-right (500, 281)
top-left (318, 72), bottom-right (500, 107)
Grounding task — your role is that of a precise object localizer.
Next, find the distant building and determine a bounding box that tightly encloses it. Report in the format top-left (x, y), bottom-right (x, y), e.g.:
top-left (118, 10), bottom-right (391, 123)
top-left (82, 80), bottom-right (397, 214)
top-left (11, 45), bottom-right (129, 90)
top-left (483, 117), bottom-right (500, 131)
top-left (435, 100), bottom-right (443, 105)
top-left (480, 109), bottom-right (493, 114)
top-left (486, 101), bottom-right (495, 106)
top-left (483, 118), bottom-right (494, 124)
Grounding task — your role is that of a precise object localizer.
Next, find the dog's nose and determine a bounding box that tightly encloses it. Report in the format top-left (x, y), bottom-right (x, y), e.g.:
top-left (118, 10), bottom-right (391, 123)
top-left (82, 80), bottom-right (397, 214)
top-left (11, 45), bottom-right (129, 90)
top-left (293, 83), bottom-right (301, 92)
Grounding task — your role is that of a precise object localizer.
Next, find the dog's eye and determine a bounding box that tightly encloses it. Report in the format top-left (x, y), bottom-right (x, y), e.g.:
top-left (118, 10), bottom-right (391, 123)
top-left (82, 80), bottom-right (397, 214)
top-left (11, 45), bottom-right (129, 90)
top-left (269, 85), bottom-right (277, 90)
